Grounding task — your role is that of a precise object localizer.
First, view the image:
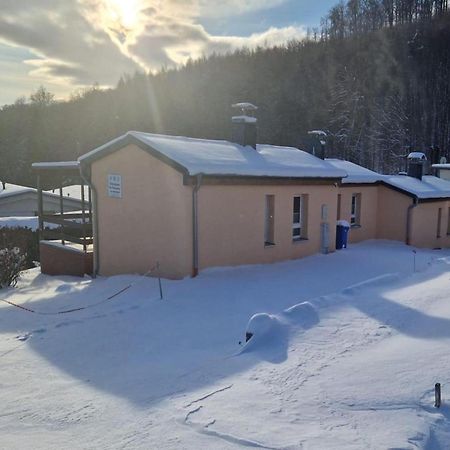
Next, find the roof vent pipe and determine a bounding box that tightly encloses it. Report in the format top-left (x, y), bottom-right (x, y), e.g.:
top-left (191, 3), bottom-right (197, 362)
top-left (231, 102), bottom-right (257, 149)
top-left (407, 152), bottom-right (426, 180)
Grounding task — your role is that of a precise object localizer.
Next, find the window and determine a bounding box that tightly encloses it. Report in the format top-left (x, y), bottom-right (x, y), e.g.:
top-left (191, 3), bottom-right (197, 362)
top-left (437, 207), bottom-right (442, 238)
top-left (292, 195), bottom-right (308, 240)
top-left (447, 207), bottom-right (450, 235)
top-left (351, 193), bottom-right (361, 226)
top-left (264, 195), bottom-right (275, 246)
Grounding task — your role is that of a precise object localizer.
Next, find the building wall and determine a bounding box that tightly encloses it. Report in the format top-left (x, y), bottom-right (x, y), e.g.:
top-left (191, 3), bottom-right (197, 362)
top-left (376, 186), bottom-right (412, 242)
top-left (337, 185), bottom-right (379, 243)
top-left (91, 144), bottom-right (193, 279)
top-left (89, 143), bottom-right (450, 279)
top-left (411, 200), bottom-right (450, 248)
top-left (198, 184), bottom-right (339, 269)
top-left (437, 169), bottom-right (450, 181)
top-left (0, 193), bottom-right (81, 217)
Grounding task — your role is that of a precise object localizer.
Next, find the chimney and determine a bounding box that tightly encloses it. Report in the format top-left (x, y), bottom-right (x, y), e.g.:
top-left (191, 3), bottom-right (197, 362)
top-left (429, 145), bottom-right (441, 166)
top-left (308, 130), bottom-right (328, 159)
top-left (407, 152), bottom-right (427, 180)
top-left (231, 102), bottom-right (257, 149)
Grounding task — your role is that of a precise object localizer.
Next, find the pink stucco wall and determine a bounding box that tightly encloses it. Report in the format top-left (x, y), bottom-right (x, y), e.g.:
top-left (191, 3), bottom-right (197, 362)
top-left (91, 144), bottom-right (341, 278)
top-left (376, 186), bottom-right (411, 242)
top-left (91, 144), bottom-right (193, 279)
top-left (410, 200), bottom-right (450, 248)
top-left (337, 185), bottom-right (379, 243)
top-left (198, 184), bottom-right (338, 269)
top-left (89, 143), bottom-right (450, 279)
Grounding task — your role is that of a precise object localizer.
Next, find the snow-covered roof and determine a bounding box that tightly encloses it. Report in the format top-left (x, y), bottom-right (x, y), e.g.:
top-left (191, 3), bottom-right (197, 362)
top-left (0, 182), bottom-right (86, 203)
top-left (432, 164), bottom-right (450, 170)
top-left (44, 185), bottom-right (89, 201)
top-left (79, 131), bottom-right (347, 179)
top-left (0, 183), bottom-right (36, 200)
top-left (407, 152), bottom-right (427, 160)
top-left (231, 115), bottom-right (257, 124)
top-left (325, 159), bottom-right (385, 184)
top-left (326, 159), bottom-right (450, 199)
top-left (383, 175), bottom-right (450, 199)
top-left (32, 161), bottom-right (79, 170)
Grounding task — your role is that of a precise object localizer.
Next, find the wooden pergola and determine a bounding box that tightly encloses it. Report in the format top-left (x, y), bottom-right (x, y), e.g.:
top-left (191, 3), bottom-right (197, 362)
top-left (32, 161), bottom-right (93, 253)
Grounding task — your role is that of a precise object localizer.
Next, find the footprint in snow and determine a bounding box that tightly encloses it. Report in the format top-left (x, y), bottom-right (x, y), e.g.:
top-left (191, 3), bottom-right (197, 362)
top-left (15, 328), bottom-right (46, 341)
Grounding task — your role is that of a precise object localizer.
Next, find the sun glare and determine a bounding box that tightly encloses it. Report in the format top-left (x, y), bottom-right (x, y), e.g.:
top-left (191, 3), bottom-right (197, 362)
top-left (106, 0), bottom-right (142, 30)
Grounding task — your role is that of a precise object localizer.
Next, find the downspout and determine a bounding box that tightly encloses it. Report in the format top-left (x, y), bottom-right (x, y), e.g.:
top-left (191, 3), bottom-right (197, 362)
top-left (192, 174), bottom-right (203, 277)
top-left (406, 197), bottom-right (419, 246)
top-left (80, 162), bottom-right (100, 277)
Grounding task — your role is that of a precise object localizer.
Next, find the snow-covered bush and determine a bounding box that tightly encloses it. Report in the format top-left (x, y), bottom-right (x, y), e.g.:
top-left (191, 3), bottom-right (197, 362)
top-left (0, 227), bottom-right (39, 269)
top-left (0, 246), bottom-right (26, 288)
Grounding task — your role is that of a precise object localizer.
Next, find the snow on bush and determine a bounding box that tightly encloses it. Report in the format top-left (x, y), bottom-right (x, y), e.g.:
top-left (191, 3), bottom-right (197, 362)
top-left (0, 227), bottom-right (39, 269)
top-left (246, 313), bottom-right (280, 341)
top-left (283, 302), bottom-right (319, 328)
top-left (244, 302), bottom-right (319, 348)
top-left (0, 246), bottom-right (26, 288)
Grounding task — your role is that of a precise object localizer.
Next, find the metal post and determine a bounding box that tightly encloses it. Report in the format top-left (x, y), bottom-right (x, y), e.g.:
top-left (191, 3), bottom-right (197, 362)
top-left (157, 261), bottom-right (163, 300)
top-left (81, 181), bottom-right (86, 253)
top-left (435, 383), bottom-right (441, 408)
top-left (59, 184), bottom-right (64, 245)
top-left (413, 249), bottom-right (417, 272)
top-left (37, 174), bottom-right (44, 239)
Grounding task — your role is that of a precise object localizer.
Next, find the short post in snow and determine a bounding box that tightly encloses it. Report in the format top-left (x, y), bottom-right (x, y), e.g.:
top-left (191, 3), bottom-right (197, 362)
top-left (413, 249), bottom-right (417, 273)
top-left (156, 261), bottom-right (163, 300)
top-left (435, 383), bottom-right (441, 408)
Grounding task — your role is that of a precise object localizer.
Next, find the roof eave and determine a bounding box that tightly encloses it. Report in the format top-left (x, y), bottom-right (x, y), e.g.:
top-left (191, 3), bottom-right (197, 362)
top-left (78, 133), bottom-right (190, 178)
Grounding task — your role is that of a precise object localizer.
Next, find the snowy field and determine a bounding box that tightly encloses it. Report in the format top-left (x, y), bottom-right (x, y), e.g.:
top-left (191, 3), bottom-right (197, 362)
top-left (1, 240), bottom-right (450, 449)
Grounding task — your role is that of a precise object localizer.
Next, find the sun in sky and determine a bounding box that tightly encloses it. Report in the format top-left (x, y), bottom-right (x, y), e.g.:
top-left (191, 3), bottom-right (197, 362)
top-left (105, 0), bottom-right (143, 30)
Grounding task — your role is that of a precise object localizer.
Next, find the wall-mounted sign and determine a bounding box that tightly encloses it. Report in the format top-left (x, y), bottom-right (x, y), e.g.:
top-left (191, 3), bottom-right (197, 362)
top-left (108, 174), bottom-right (122, 198)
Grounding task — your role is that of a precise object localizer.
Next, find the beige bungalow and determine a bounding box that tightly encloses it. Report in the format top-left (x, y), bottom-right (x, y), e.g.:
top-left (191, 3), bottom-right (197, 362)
top-left (327, 159), bottom-right (450, 249)
top-left (75, 130), bottom-right (347, 279)
top-left (33, 113), bottom-right (450, 279)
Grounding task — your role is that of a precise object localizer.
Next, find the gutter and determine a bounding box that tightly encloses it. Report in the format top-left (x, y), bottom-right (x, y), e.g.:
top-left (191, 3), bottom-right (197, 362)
top-left (192, 174), bottom-right (203, 277)
top-left (406, 197), bottom-right (419, 246)
top-left (79, 162), bottom-right (100, 277)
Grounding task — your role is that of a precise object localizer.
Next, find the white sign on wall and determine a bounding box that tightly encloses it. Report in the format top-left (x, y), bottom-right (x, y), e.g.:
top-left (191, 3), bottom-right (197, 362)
top-left (108, 174), bottom-right (122, 198)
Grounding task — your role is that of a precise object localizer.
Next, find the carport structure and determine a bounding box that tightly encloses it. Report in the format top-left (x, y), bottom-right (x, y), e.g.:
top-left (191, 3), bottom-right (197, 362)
top-left (32, 161), bottom-right (93, 276)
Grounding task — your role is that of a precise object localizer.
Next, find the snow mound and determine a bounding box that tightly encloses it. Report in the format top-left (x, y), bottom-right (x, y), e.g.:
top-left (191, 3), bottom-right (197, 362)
top-left (283, 301), bottom-right (319, 328)
top-left (246, 312), bottom-right (280, 337)
top-left (242, 302), bottom-right (319, 360)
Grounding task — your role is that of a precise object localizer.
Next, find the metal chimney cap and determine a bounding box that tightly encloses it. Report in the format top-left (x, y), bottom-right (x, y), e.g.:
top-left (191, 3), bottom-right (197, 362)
top-left (308, 130), bottom-right (327, 136)
top-left (407, 152), bottom-right (427, 160)
top-left (232, 102), bottom-right (258, 115)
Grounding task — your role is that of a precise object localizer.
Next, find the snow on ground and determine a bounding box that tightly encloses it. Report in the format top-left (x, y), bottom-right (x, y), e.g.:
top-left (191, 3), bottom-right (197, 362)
top-left (1, 241), bottom-right (450, 449)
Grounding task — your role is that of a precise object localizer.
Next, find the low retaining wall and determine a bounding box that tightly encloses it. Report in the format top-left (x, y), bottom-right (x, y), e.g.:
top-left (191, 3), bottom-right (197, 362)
top-left (40, 241), bottom-right (93, 277)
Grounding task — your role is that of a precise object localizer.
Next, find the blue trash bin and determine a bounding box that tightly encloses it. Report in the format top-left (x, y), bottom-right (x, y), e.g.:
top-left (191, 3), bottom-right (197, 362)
top-left (336, 221), bottom-right (350, 249)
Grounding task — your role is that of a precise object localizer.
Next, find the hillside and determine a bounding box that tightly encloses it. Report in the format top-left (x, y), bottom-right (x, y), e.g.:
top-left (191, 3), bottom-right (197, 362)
top-left (1, 1), bottom-right (450, 187)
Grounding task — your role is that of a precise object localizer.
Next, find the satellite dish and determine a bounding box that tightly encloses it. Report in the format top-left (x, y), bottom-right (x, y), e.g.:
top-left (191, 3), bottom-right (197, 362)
top-left (440, 156), bottom-right (447, 164)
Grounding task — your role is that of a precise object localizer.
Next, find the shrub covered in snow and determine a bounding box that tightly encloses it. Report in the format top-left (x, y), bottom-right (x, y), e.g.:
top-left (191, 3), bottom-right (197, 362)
top-left (0, 246), bottom-right (26, 288)
top-left (0, 227), bottom-right (39, 269)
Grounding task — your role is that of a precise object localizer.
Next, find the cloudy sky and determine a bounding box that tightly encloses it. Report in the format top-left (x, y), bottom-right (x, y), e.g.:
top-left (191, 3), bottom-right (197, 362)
top-left (0, 0), bottom-right (336, 105)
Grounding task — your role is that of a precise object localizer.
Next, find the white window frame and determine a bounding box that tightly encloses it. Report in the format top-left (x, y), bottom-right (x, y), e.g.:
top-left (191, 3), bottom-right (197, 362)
top-left (351, 193), bottom-right (361, 226)
top-left (293, 195), bottom-right (308, 240)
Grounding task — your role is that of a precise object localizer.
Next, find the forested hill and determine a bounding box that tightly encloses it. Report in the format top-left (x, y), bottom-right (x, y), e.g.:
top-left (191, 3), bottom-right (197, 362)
top-left (1, 0), bottom-right (450, 187)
